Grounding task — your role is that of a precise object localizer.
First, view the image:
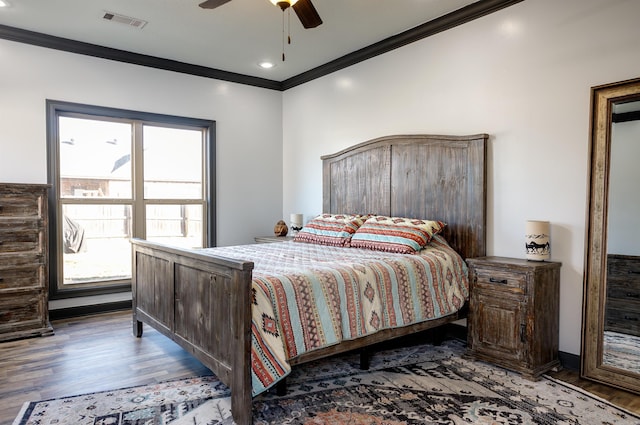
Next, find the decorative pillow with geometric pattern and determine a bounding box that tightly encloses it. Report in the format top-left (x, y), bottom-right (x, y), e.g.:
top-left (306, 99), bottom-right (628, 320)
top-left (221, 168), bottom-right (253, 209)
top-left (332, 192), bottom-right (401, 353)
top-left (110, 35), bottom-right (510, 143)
top-left (350, 216), bottom-right (446, 253)
top-left (294, 213), bottom-right (369, 247)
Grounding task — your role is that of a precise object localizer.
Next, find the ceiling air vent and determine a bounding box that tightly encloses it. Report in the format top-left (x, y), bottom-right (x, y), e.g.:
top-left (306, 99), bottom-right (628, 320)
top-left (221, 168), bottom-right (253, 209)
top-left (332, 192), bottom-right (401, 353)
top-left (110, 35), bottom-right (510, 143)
top-left (103, 12), bottom-right (148, 29)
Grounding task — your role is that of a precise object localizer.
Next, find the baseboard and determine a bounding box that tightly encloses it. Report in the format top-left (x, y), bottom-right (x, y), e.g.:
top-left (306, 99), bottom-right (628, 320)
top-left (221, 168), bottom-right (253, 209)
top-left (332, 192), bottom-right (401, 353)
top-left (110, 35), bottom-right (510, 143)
top-left (559, 350), bottom-right (580, 371)
top-left (49, 300), bottom-right (132, 321)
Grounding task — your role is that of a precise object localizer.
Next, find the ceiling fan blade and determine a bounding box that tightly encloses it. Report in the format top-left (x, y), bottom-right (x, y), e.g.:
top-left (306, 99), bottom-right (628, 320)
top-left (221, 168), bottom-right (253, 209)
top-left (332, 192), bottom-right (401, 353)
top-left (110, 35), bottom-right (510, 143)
top-left (198, 0), bottom-right (232, 9)
top-left (292, 0), bottom-right (322, 29)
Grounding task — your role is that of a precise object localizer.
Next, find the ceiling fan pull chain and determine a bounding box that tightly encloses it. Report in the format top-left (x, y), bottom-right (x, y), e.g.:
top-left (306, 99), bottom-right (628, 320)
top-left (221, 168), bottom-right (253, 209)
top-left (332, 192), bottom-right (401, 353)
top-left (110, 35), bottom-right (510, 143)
top-left (281, 11), bottom-right (285, 61)
top-left (288, 8), bottom-right (292, 45)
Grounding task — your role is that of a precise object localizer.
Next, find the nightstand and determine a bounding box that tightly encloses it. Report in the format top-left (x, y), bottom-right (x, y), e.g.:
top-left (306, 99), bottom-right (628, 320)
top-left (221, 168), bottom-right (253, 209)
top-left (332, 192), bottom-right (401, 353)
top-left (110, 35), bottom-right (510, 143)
top-left (465, 256), bottom-right (561, 380)
top-left (254, 236), bottom-right (294, 244)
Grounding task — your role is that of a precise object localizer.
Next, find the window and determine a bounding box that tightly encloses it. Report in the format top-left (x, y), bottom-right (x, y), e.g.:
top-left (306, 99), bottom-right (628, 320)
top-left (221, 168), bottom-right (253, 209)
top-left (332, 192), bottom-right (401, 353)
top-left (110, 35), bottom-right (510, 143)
top-left (46, 101), bottom-right (215, 298)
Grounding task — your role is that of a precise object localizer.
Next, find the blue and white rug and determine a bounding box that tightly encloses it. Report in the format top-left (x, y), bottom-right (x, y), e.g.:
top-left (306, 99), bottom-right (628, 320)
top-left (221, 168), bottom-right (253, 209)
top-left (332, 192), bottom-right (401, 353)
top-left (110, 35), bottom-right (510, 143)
top-left (604, 331), bottom-right (640, 373)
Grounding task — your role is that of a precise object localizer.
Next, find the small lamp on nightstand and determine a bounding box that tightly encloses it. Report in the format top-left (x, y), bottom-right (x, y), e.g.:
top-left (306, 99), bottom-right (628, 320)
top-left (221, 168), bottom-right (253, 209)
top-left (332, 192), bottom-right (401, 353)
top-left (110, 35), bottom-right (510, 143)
top-left (525, 220), bottom-right (550, 261)
top-left (290, 213), bottom-right (303, 236)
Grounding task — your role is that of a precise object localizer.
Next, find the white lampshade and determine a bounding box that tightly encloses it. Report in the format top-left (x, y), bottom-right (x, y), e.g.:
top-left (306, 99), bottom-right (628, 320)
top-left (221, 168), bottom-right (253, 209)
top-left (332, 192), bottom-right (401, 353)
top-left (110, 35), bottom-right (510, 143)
top-left (525, 220), bottom-right (550, 261)
top-left (290, 213), bottom-right (303, 227)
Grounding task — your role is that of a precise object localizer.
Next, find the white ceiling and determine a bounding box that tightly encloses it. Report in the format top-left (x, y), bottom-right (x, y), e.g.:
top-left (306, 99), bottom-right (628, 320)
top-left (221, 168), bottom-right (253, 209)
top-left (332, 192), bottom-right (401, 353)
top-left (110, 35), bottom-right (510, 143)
top-left (0, 0), bottom-right (484, 82)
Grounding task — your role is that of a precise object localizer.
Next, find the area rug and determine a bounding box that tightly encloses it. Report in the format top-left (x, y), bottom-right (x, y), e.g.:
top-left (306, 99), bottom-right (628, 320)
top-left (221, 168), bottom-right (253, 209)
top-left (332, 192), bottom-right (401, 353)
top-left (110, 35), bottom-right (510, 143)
top-left (604, 330), bottom-right (640, 373)
top-left (13, 339), bottom-right (640, 425)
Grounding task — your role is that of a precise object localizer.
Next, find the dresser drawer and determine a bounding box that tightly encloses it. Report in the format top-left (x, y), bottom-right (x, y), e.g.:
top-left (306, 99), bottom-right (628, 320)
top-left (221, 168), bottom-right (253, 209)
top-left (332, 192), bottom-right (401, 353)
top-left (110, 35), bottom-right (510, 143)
top-left (473, 267), bottom-right (527, 295)
top-left (607, 281), bottom-right (640, 302)
top-left (0, 263), bottom-right (45, 290)
top-left (0, 220), bottom-right (43, 254)
top-left (607, 254), bottom-right (640, 288)
top-left (605, 298), bottom-right (640, 336)
top-left (0, 191), bottom-right (44, 218)
top-left (0, 290), bottom-right (46, 332)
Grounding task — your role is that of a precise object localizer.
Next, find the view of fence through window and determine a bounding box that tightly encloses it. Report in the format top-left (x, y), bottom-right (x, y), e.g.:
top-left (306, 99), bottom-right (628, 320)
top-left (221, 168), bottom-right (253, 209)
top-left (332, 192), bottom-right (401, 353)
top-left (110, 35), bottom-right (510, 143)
top-left (58, 116), bottom-right (205, 286)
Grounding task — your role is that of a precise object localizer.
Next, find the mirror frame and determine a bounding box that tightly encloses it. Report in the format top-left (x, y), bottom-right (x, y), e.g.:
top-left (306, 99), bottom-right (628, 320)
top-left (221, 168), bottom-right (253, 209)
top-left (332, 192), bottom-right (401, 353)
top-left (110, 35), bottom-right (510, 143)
top-left (581, 76), bottom-right (640, 394)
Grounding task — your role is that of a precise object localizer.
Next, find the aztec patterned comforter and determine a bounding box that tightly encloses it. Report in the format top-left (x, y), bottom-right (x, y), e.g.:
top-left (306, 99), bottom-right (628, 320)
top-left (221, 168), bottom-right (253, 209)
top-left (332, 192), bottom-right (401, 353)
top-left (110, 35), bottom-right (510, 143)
top-left (201, 234), bottom-right (469, 396)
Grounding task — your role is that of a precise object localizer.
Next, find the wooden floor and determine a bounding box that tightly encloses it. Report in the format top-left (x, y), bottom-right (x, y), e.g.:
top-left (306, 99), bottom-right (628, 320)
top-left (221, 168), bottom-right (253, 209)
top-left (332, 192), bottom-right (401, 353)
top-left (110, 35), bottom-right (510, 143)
top-left (1, 311), bottom-right (639, 424)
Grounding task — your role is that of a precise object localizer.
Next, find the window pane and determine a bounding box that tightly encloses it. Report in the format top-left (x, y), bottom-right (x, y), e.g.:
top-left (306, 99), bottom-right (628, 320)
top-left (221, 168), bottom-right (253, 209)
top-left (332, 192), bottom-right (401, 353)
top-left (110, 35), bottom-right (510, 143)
top-left (146, 204), bottom-right (203, 249)
top-left (143, 126), bottom-right (203, 199)
top-left (62, 204), bottom-right (132, 284)
top-left (59, 117), bottom-right (133, 199)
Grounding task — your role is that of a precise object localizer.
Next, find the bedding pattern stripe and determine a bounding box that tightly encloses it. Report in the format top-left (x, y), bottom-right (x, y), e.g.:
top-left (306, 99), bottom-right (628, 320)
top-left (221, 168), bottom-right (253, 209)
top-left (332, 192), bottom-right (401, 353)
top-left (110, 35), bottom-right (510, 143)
top-left (201, 234), bottom-right (469, 396)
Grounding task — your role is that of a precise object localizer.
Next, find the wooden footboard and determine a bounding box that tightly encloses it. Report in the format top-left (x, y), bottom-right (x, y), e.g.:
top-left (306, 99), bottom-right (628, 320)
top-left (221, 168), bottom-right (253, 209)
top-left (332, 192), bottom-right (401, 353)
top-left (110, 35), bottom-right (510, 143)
top-left (131, 238), bottom-right (254, 425)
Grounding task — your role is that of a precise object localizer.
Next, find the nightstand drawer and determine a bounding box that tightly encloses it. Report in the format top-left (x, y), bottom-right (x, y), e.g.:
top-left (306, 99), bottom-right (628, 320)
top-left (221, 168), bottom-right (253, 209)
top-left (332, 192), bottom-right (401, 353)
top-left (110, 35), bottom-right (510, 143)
top-left (474, 268), bottom-right (527, 295)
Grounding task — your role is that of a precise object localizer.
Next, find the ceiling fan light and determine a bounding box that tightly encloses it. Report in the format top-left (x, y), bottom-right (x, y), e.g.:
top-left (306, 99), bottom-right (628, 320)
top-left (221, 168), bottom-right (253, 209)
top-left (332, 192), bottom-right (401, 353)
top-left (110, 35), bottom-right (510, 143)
top-left (269, 0), bottom-right (298, 10)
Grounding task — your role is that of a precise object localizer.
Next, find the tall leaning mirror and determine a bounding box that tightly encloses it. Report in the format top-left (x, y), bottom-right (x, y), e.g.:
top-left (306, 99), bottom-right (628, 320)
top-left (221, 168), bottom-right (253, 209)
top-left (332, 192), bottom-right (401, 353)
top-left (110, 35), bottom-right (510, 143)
top-left (582, 77), bottom-right (640, 394)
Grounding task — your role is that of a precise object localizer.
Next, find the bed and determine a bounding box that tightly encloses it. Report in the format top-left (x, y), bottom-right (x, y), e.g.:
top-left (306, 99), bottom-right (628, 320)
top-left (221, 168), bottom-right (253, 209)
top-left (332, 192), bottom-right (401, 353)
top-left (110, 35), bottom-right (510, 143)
top-left (131, 133), bottom-right (488, 425)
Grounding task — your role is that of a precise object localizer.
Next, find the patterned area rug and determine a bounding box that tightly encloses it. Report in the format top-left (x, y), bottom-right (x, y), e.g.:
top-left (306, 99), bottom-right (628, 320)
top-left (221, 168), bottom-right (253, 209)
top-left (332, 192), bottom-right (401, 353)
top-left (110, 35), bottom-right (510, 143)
top-left (604, 331), bottom-right (640, 373)
top-left (14, 339), bottom-right (640, 425)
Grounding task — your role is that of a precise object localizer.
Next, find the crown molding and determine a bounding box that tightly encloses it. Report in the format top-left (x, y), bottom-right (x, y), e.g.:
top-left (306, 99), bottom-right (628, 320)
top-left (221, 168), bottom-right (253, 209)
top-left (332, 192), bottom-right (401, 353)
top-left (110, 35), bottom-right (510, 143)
top-left (0, 0), bottom-right (523, 92)
top-left (0, 23), bottom-right (282, 90)
top-left (282, 0), bottom-right (524, 90)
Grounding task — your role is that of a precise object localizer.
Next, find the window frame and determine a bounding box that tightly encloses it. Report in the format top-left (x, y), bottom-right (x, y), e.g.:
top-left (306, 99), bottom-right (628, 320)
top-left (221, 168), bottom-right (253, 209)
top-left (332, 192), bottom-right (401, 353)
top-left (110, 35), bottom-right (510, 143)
top-left (46, 100), bottom-right (216, 300)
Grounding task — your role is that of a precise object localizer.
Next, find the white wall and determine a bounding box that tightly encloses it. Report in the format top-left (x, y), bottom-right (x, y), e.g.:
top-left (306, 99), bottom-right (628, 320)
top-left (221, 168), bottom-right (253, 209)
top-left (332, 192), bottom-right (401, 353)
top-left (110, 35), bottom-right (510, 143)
top-left (3, 0), bottom-right (639, 354)
top-left (282, 0), bottom-right (640, 355)
top-left (608, 121), bottom-right (640, 255)
top-left (0, 38), bottom-right (283, 248)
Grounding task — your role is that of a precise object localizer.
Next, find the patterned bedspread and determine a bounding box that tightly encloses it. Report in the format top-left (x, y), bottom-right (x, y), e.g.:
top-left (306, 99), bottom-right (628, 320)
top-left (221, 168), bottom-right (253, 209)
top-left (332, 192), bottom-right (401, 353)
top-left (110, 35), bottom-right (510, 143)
top-left (202, 234), bottom-right (469, 396)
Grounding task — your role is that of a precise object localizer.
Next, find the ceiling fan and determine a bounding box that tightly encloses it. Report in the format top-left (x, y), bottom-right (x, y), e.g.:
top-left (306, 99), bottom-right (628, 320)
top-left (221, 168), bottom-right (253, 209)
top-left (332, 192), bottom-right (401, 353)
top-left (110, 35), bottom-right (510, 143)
top-left (198, 0), bottom-right (323, 29)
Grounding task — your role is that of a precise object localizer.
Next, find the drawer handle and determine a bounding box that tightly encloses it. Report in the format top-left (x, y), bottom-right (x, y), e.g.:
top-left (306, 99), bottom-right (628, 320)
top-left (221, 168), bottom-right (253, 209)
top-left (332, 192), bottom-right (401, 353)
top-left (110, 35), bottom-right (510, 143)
top-left (629, 270), bottom-right (640, 275)
top-left (626, 293), bottom-right (640, 299)
top-left (489, 277), bottom-right (508, 284)
top-left (624, 316), bottom-right (638, 322)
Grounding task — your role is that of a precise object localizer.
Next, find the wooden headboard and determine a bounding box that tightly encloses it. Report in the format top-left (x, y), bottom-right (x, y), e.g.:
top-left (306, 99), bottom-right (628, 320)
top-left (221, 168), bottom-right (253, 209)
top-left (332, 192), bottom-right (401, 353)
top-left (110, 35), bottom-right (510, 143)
top-left (322, 134), bottom-right (488, 259)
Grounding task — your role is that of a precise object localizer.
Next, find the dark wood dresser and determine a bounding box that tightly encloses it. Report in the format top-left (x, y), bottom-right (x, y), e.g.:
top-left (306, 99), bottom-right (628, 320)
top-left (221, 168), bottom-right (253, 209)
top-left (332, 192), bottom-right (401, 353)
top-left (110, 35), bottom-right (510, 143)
top-left (605, 254), bottom-right (640, 337)
top-left (0, 183), bottom-right (53, 341)
top-left (466, 256), bottom-right (561, 380)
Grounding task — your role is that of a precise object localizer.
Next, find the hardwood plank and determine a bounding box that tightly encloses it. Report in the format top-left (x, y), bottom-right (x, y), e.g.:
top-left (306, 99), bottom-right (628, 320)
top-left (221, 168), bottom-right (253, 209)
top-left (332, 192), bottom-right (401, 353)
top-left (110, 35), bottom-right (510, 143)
top-left (0, 311), bottom-right (210, 425)
top-left (0, 310), bottom-right (638, 425)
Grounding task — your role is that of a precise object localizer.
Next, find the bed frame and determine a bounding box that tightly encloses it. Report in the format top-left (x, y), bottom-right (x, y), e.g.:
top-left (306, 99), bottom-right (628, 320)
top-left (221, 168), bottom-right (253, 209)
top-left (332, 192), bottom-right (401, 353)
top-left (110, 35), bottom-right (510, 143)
top-left (131, 133), bottom-right (488, 425)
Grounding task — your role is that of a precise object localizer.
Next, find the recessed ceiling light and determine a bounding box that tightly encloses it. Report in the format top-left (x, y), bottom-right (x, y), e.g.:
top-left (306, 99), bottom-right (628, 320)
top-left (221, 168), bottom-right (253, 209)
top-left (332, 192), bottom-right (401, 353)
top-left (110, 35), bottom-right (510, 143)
top-left (0, 0), bottom-right (11, 8)
top-left (258, 61), bottom-right (275, 69)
